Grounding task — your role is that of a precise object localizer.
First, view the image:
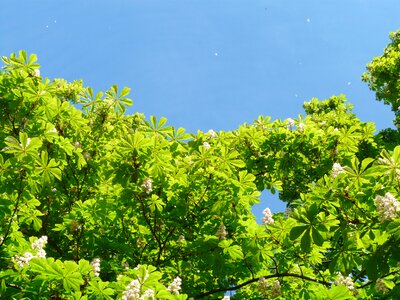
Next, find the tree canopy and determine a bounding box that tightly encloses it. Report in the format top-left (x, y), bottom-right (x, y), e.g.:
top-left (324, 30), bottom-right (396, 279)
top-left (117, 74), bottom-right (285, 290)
top-left (1, 30), bottom-right (400, 299)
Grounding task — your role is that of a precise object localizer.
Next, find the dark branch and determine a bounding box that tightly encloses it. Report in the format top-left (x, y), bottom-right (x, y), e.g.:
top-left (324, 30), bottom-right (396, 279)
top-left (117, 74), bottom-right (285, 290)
top-left (195, 272), bottom-right (331, 298)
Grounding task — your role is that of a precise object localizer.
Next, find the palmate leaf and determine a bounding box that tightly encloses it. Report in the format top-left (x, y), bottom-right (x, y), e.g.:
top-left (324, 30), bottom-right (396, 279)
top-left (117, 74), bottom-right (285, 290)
top-left (148, 194), bottom-right (165, 212)
top-left (34, 151), bottom-right (62, 183)
top-left (62, 261), bottom-right (84, 292)
top-left (343, 157), bottom-right (375, 187)
top-left (224, 245), bottom-right (244, 261)
top-left (167, 126), bottom-right (192, 142)
top-left (337, 126), bottom-right (361, 153)
top-left (149, 148), bottom-right (174, 176)
top-left (375, 146), bottom-right (400, 181)
top-left (105, 85), bottom-right (132, 114)
top-left (234, 170), bottom-right (256, 191)
top-left (81, 86), bottom-right (104, 111)
top-left (87, 280), bottom-right (114, 300)
top-left (218, 239), bottom-right (244, 260)
top-left (218, 147), bottom-right (245, 172)
top-left (148, 115), bottom-right (172, 136)
top-left (323, 285), bottom-right (355, 300)
top-left (3, 133), bottom-right (42, 160)
top-left (1, 50), bottom-right (39, 72)
top-left (19, 206), bottom-right (43, 231)
top-left (118, 131), bottom-right (151, 155)
top-left (30, 258), bottom-right (83, 292)
top-left (289, 204), bottom-right (325, 251)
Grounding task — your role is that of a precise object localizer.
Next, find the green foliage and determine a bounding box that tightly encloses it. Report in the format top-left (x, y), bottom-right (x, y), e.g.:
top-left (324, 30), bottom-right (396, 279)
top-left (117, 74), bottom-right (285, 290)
top-left (363, 29), bottom-right (400, 129)
top-left (1, 41), bottom-right (400, 299)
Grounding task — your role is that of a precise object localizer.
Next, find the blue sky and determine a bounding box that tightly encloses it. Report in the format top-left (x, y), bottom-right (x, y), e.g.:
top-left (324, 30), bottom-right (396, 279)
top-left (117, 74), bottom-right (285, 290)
top-left (1, 1), bottom-right (399, 217)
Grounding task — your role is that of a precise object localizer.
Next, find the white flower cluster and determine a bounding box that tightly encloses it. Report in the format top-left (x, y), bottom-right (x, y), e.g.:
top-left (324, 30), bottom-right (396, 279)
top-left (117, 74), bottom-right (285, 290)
top-left (332, 163), bottom-right (345, 178)
top-left (258, 277), bottom-right (268, 295)
top-left (262, 208), bottom-right (274, 226)
top-left (396, 169), bottom-right (400, 181)
top-left (83, 151), bottom-right (92, 161)
top-left (298, 122), bottom-right (305, 132)
top-left (203, 142), bottom-right (211, 151)
top-left (374, 192), bottom-right (400, 221)
top-left (141, 178), bottom-right (153, 194)
top-left (141, 289), bottom-right (155, 299)
top-left (216, 224), bottom-right (227, 240)
top-left (271, 280), bottom-right (281, 297)
top-left (31, 235), bottom-right (48, 258)
top-left (375, 278), bottom-right (388, 293)
top-left (286, 118), bottom-right (295, 129)
top-left (33, 69), bottom-right (41, 77)
top-left (14, 252), bottom-right (34, 268)
top-left (122, 262), bottom-right (130, 270)
top-left (336, 272), bottom-right (354, 290)
top-left (222, 296), bottom-right (230, 300)
top-left (167, 276), bottom-right (182, 294)
top-left (121, 268), bottom-right (154, 300)
top-left (90, 258), bottom-right (101, 277)
top-left (13, 236), bottom-right (48, 268)
top-left (206, 129), bottom-right (217, 138)
top-left (122, 279), bottom-right (141, 300)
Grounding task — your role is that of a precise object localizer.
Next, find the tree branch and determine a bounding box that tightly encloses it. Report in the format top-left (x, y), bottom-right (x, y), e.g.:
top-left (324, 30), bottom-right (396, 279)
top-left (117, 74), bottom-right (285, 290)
top-left (195, 272), bottom-right (331, 298)
top-left (0, 169), bottom-right (25, 248)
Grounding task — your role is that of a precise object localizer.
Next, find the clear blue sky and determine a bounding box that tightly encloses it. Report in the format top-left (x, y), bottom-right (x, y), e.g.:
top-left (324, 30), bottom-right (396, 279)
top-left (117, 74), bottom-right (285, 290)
top-left (1, 1), bottom-right (399, 218)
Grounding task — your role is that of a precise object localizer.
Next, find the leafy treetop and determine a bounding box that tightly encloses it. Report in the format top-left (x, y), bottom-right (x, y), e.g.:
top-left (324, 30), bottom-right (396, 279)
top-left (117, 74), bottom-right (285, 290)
top-left (1, 31), bottom-right (400, 300)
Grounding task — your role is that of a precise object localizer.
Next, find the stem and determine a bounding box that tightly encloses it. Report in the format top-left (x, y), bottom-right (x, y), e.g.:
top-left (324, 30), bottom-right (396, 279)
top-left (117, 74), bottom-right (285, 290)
top-left (195, 272), bottom-right (331, 298)
top-left (137, 195), bottom-right (162, 265)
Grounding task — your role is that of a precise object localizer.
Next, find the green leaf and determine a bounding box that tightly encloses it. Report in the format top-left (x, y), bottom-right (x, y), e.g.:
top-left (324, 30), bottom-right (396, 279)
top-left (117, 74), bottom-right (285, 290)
top-left (30, 257), bottom-right (51, 274)
top-left (87, 280), bottom-right (114, 299)
top-left (218, 239), bottom-right (232, 249)
top-left (30, 258), bottom-right (83, 292)
top-left (78, 259), bottom-right (93, 275)
top-left (35, 151), bottom-right (62, 183)
top-left (224, 245), bottom-right (244, 260)
top-left (305, 203), bottom-right (319, 223)
top-left (300, 228), bottom-right (311, 252)
top-left (62, 261), bottom-right (83, 292)
top-left (290, 225), bottom-right (309, 240)
top-left (324, 285), bottom-right (354, 300)
top-left (0, 196), bottom-right (12, 217)
top-left (156, 290), bottom-right (174, 299)
top-left (311, 227), bottom-right (324, 246)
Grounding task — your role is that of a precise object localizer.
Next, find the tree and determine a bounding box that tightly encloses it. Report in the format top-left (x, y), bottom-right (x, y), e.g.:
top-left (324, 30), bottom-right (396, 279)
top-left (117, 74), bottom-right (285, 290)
top-left (363, 30), bottom-right (400, 126)
top-left (0, 29), bottom-right (400, 299)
